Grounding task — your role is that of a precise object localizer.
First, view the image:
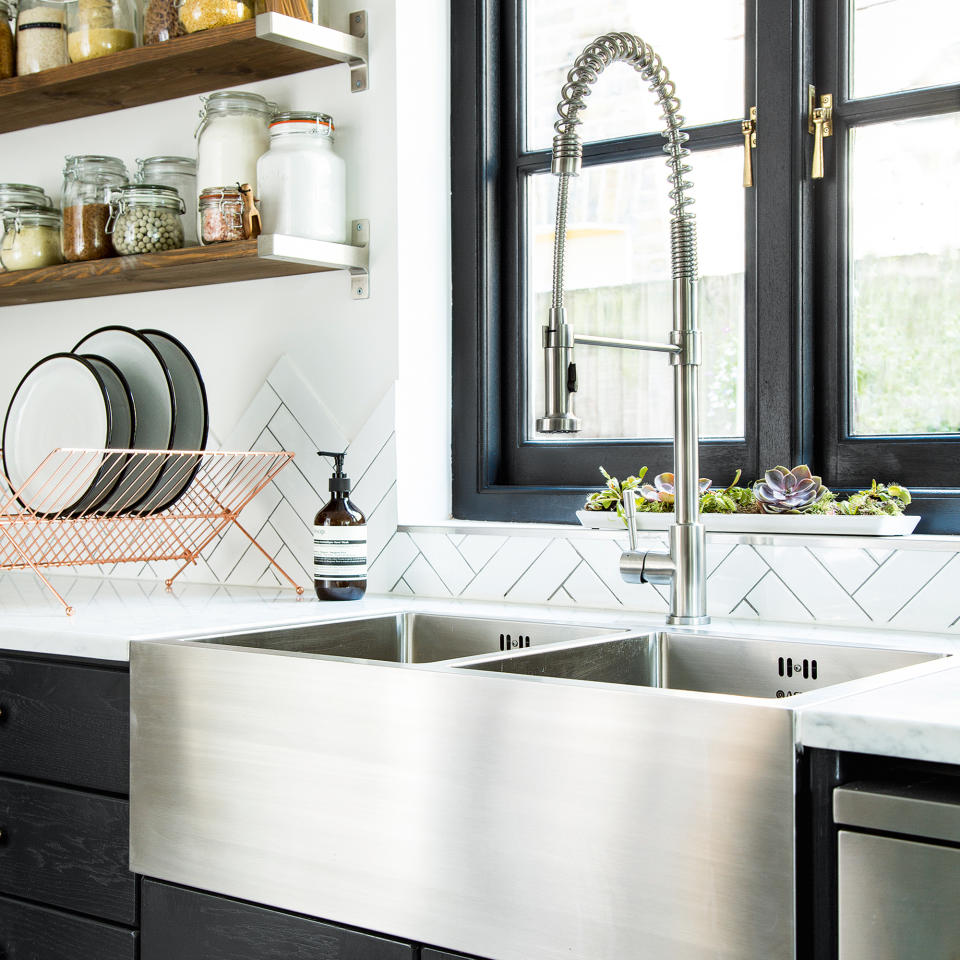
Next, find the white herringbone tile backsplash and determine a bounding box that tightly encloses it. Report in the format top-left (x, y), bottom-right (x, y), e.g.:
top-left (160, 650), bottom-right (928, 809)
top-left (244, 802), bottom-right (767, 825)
top-left (85, 355), bottom-right (960, 632)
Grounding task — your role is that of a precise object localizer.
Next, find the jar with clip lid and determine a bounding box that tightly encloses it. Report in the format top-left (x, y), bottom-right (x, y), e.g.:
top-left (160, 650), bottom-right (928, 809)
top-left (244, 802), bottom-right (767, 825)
top-left (1, 207), bottom-right (64, 272)
top-left (0, 0), bottom-right (15, 80)
top-left (199, 186), bottom-right (246, 245)
top-left (256, 111), bottom-right (346, 242)
top-left (61, 155), bottom-right (129, 262)
top-left (136, 156), bottom-right (197, 244)
top-left (108, 184), bottom-right (185, 255)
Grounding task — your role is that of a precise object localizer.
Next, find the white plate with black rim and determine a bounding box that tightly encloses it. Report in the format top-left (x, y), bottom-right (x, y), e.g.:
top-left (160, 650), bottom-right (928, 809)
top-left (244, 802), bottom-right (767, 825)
top-left (2, 353), bottom-right (113, 515)
top-left (138, 330), bottom-right (209, 513)
top-left (73, 326), bottom-right (175, 514)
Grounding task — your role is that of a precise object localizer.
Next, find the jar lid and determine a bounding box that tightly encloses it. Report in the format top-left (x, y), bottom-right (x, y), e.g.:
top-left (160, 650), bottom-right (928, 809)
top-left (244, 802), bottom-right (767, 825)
top-left (63, 155), bottom-right (129, 179)
top-left (115, 183), bottom-right (185, 211)
top-left (198, 91), bottom-right (277, 123)
top-left (199, 186), bottom-right (243, 201)
top-left (0, 183), bottom-right (52, 208)
top-left (135, 156), bottom-right (197, 178)
top-left (2, 206), bottom-right (62, 227)
top-left (269, 111), bottom-right (336, 140)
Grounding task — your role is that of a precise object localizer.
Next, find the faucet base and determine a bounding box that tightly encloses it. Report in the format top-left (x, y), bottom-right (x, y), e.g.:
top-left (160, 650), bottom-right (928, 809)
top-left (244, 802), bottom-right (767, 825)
top-left (667, 614), bottom-right (712, 627)
top-left (536, 414), bottom-right (581, 433)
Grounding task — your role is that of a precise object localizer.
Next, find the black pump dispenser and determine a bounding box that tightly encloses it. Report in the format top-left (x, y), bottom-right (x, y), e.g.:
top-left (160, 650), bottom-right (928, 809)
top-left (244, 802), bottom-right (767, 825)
top-left (313, 451), bottom-right (367, 601)
top-left (323, 451), bottom-right (352, 494)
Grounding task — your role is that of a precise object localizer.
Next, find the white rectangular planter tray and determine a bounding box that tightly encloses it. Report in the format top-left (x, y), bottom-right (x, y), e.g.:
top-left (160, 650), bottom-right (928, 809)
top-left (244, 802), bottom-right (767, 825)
top-left (576, 510), bottom-right (920, 536)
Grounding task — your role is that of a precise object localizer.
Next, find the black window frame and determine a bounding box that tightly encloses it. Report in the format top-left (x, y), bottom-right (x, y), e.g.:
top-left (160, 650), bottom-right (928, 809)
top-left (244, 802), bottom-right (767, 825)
top-left (452, 0), bottom-right (959, 531)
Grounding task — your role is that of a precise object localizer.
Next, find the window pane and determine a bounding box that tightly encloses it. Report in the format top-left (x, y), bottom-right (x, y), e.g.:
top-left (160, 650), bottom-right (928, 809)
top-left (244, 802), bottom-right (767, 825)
top-left (851, 0), bottom-right (960, 100)
top-left (525, 0), bottom-right (744, 151)
top-left (526, 147), bottom-right (745, 441)
top-left (849, 113), bottom-right (960, 436)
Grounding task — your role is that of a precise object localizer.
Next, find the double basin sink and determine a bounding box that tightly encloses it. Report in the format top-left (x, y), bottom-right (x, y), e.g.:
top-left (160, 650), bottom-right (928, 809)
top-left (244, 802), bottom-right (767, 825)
top-left (195, 610), bottom-right (938, 701)
top-left (131, 612), bottom-right (944, 960)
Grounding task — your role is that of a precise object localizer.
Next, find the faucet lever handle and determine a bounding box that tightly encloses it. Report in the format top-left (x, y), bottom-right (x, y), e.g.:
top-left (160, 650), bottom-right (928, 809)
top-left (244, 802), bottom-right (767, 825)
top-left (622, 488), bottom-right (638, 552)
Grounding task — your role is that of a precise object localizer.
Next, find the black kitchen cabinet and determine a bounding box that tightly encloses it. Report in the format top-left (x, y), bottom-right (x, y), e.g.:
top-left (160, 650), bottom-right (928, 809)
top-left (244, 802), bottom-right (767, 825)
top-left (141, 880), bottom-right (416, 960)
top-left (0, 775), bottom-right (135, 923)
top-left (0, 650), bottom-right (136, 959)
top-left (0, 654), bottom-right (129, 794)
top-left (0, 893), bottom-right (138, 960)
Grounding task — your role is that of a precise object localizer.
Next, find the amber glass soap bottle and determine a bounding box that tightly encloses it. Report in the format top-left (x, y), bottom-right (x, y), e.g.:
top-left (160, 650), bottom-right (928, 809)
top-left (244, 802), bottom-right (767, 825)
top-left (313, 451), bottom-right (367, 601)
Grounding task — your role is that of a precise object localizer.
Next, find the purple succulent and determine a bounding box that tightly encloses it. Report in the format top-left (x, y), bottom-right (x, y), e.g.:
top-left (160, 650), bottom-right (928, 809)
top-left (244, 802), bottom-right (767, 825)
top-left (639, 472), bottom-right (712, 505)
top-left (753, 465), bottom-right (828, 514)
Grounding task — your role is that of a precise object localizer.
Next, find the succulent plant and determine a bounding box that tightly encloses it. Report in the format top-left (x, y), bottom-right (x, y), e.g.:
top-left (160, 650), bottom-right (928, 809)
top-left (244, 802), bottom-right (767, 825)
top-left (583, 465), bottom-right (647, 515)
top-left (699, 470), bottom-right (759, 514)
top-left (638, 472), bottom-right (712, 507)
top-left (837, 480), bottom-right (911, 517)
top-left (753, 465), bottom-right (830, 514)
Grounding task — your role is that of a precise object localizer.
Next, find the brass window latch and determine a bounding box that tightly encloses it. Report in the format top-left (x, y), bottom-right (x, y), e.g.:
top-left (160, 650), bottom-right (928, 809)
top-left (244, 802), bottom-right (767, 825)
top-left (809, 86), bottom-right (833, 179)
top-left (741, 105), bottom-right (757, 187)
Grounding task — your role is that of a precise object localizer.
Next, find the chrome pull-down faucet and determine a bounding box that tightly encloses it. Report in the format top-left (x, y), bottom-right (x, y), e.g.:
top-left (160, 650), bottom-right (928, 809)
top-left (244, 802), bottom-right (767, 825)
top-left (538, 32), bottom-right (709, 626)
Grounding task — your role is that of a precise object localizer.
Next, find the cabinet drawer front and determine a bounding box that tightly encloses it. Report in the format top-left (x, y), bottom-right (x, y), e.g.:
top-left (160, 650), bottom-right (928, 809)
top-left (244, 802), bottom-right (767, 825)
top-left (142, 880), bottom-right (415, 960)
top-left (839, 830), bottom-right (960, 960)
top-left (0, 776), bottom-right (135, 924)
top-left (0, 655), bottom-right (129, 794)
top-left (0, 893), bottom-right (137, 960)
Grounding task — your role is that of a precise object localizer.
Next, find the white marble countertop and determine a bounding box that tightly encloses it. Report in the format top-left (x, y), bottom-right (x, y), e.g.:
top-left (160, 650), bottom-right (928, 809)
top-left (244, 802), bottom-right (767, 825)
top-left (797, 658), bottom-right (960, 765)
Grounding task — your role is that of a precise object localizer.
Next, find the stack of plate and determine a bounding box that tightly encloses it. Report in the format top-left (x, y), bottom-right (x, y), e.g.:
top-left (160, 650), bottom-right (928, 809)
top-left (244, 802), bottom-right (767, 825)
top-left (2, 326), bottom-right (208, 517)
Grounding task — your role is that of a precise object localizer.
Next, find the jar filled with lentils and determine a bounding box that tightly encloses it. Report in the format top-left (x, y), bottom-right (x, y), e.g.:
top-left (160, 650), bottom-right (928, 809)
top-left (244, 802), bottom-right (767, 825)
top-left (61, 155), bottom-right (128, 261)
top-left (199, 186), bottom-right (245, 244)
top-left (178, 0), bottom-right (250, 33)
top-left (0, 0), bottom-right (15, 80)
top-left (108, 184), bottom-right (185, 255)
top-left (16, 0), bottom-right (68, 74)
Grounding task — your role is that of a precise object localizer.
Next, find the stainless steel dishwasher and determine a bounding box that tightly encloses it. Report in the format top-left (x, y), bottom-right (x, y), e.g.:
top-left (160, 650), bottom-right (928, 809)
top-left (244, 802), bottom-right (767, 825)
top-left (835, 779), bottom-right (960, 959)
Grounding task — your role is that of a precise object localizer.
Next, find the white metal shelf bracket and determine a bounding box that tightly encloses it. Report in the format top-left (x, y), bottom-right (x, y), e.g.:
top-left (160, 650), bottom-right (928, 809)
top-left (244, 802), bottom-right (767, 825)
top-left (257, 219), bottom-right (370, 299)
top-left (256, 10), bottom-right (369, 92)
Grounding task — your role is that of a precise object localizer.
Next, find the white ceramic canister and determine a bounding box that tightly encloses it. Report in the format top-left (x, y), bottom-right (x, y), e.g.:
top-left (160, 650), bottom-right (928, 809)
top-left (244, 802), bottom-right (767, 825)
top-left (195, 91), bottom-right (275, 231)
top-left (256, 111), bottom-right (346, 242)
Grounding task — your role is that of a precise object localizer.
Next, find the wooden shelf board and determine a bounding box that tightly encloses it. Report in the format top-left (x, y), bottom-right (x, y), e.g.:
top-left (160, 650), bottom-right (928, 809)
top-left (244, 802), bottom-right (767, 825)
top-left (0, 16), bottom-right (349, 135)
top-left (0, 240), bottom-right (338, 306)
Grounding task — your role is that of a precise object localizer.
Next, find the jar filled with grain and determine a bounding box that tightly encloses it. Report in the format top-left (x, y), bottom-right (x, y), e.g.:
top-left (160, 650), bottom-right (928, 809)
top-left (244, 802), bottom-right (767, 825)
top-left (135, 156), bottom-right (197, 244)
top-left (108, 183), bottom-right (185, 255)
top-left (178, 0), bottom-right (250, 33)
top-left (143, 0), bottom-right (182, 42)
top-left (16, 0), bottom-right (68, 74)
top-left (0, 183), bottom-right (53, 248)
top-left (199, 185), bottom-right (245, 244)
top-left (66, 0), bottom-right (136, 62)
top-left (0, 0), bottom-right (15, 80)
top-left (61, 154), bottom-right (128, 261)
top-left (0, 207), bottom-right (64, 271)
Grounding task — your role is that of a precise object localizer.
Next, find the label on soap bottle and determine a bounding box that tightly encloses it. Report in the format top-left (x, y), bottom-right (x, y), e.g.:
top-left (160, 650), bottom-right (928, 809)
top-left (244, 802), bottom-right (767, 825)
top-left (313, 525), bottom-right (367, 581)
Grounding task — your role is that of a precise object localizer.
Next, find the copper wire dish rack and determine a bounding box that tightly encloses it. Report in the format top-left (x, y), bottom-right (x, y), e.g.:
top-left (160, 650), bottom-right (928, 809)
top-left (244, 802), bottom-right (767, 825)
top-left (0, 448), bottom-right (304, 614)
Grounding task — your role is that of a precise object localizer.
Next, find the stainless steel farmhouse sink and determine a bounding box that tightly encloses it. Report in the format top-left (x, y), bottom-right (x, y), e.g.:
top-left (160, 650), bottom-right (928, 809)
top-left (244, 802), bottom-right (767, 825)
top-left (130, 613), bottom-right (945, 960)
top-left (196, 612), bottom-right (626, 662)
top-left (458, 632), bottom-right (939, 701)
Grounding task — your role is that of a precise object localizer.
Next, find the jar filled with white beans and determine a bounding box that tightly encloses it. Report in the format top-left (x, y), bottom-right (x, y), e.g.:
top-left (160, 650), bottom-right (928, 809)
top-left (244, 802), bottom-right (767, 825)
top-left (108, 184), bottom-right (185, 255)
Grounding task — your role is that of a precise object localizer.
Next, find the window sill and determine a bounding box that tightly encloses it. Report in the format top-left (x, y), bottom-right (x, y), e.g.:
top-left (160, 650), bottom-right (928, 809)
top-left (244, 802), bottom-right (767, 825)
top-left (399, 520), bottom-right (960, 553)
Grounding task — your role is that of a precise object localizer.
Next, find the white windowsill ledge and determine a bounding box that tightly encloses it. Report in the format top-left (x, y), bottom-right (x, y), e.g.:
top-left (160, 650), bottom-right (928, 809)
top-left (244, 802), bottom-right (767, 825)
top-left (398, 519), bottom-right (960, 553)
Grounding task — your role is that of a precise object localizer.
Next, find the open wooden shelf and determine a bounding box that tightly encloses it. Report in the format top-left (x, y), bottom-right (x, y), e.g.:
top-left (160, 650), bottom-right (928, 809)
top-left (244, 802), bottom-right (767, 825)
top-left (0, 12), bottom-right (368, 135)
top-left (0, 233), bottom-right (369, 306)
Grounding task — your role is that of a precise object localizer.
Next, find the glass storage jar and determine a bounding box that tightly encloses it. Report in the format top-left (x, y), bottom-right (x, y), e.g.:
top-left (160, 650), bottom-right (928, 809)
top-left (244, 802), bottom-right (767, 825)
top-left (16, 0), bottom-right (68, 74)
top-left (195, 91), bottom-right (274, 202)
top-left (142, 0), bottom-right (182, 43)
top-left (136, 156), bottom-right (197, 244)
top-left (177, 0), bottom-right (250, 34)
top-left (0, 183), bottom-right (54, 251)
top-left (256, 111), bottom-right (346, 242)
top-left (1, 208), bottom-right (64, 271)
top-left (67, 0), bottom-right (137, 62)
top-left (199, 186), bottom-right (245, 244)
top-left (61, 154), bottom-right (128, 262)
top-left (108, 183), bottom-right (185, 255)
top-left (0, 0), bottom-right (14, 80)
